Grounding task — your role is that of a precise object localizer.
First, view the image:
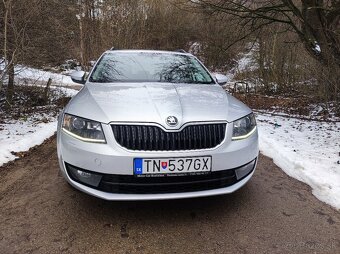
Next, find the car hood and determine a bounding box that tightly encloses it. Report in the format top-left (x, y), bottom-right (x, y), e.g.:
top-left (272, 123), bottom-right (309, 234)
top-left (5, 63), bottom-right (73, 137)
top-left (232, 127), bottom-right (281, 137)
top-left (66, 82), bottom-right (252, 128)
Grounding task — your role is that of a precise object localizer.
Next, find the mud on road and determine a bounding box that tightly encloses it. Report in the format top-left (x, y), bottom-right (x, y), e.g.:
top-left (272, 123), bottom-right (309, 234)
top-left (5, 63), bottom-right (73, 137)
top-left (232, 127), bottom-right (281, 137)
top-left (0, 136), bottom-right (339, 254)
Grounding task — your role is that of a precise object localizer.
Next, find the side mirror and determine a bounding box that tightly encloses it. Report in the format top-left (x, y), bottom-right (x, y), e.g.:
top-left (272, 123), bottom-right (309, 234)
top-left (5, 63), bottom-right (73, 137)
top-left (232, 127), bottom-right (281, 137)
top-left (71, 71), bottom-right (86, 85)
top-left (214, 73), bottom-right (229, 86)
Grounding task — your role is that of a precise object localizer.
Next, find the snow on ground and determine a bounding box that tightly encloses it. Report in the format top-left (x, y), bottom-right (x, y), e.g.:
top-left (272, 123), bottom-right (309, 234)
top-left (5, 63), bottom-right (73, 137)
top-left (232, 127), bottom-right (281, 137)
top-left (221, 45), bottom-right (259, 93)
top-left (256, 112), bottom-right (340, 209)
top-left (224, 48), bottom-right (340, 210)
top-left (0, 86), bottom-right (78, 166)
top-left (15, 65), bottom-right (74, 86)
top-left (236, 49), bottom-right (258, 72)
top-left (0, 63), bottom-right (79, 166)
top-left (0, 119), bottom-right (57, 165)
top-left (1, 61), bottom-right (75, 87)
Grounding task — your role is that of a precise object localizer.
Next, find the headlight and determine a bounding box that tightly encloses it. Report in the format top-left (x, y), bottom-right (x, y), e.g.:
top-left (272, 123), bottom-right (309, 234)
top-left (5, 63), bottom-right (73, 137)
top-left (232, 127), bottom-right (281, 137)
top-left (232, 113), bottom-right (256, 140)
top-left (62, 114), bottom-right (106, 143)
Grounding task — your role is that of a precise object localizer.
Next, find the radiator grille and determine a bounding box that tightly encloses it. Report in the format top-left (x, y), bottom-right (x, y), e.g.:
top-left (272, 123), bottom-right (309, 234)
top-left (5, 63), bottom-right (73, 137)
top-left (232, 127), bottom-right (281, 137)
top-left (111, 123), bottom-right (226, 151)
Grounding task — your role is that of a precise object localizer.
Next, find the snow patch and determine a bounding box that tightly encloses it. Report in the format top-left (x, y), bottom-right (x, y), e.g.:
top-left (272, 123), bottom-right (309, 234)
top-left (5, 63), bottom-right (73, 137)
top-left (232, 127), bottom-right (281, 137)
top-left (257, 113), bottom-right (340, 209)
top-left (15, 65), bottom-right (74, 86)
top-left (313, 41), bottom-right (321, 54)
top-left (0, 86), bottom-right (78, 167)
top-left (0, 120), bottom-right (58, 165)
top-left (223, 45), bottom-right (340, 210)
top-left (0, 61), bottom-right (75, 86)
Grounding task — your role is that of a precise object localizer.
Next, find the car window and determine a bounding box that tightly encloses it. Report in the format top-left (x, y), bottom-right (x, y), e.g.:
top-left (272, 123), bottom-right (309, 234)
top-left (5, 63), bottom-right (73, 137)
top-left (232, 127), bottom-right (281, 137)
top-left (89, 52), bottom-right (214, 84)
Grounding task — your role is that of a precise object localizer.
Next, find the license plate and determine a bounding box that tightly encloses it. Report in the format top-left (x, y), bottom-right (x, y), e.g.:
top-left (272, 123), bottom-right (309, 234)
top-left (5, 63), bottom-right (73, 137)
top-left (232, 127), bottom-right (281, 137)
top-left (133, 156), bottom-right (212, 177)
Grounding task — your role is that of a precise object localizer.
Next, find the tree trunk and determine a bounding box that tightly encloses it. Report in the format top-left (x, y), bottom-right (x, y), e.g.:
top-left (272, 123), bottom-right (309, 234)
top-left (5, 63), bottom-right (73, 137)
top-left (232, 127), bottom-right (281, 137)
top-left (1, 0), bottom-right (10, 92)
top-left (6, 59), bottom-right (14, 105)
top-left (43, 78), bottom-right (52, 105)
top-left (300, 0), bottom-right (340, 104)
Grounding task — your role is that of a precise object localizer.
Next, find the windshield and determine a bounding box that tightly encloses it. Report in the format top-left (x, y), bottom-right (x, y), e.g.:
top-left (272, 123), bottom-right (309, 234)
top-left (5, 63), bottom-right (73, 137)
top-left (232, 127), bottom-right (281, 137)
top-left (89, 52), bottom-right (215, 84)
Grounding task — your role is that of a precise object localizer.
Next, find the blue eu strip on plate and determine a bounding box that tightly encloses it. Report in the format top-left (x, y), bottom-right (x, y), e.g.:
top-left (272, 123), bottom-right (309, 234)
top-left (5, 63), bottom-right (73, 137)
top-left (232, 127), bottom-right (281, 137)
top-left (134, 158), bottom-right (143, 175)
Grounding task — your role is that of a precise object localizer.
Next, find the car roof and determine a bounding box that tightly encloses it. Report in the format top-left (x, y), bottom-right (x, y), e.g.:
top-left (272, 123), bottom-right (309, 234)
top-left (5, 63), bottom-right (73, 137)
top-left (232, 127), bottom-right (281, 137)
top-left (104, 49), bottom-right (192, 56)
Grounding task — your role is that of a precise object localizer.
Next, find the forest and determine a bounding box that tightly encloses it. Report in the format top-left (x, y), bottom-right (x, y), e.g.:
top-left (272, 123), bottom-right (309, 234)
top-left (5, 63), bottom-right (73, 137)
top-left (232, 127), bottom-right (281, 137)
top-left (0, 0), bottom-right (339, 114)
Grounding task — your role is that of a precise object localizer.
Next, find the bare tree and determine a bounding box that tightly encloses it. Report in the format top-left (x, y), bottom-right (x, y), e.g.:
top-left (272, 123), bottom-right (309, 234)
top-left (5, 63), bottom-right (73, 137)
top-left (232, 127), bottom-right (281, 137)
top-left (0, 0), bottom-right (12, 93)
top-left (185, 1), bottom-right (339, 67)
top-left (0, 0), bottom-right (79, 104)
top-left (182, 0), bottom-right (339, 108)
top-left (1, 0), bottom-right (36, 104)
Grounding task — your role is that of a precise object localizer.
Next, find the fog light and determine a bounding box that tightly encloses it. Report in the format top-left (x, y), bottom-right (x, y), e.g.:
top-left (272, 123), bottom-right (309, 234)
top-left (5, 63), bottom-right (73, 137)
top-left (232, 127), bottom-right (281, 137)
top-left (77, 170), bottom-right (91, 178)
top-left (235, 159), bottom-right (256, 180)
top-left (67, 164), bottom-right (102, 187)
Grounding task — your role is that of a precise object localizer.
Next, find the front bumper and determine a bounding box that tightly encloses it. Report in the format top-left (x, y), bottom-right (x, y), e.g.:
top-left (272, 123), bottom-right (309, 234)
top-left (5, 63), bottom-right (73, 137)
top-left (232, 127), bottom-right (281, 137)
top-left (61, 163), bottom-right (255, 201)
top-left (57, 120), bottom-right (259, 200)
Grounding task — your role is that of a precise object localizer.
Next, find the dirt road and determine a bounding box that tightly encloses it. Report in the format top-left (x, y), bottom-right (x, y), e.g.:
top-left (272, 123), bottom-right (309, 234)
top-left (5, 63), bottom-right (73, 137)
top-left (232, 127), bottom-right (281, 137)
top-left (0, 136), bottom-right (339, 254)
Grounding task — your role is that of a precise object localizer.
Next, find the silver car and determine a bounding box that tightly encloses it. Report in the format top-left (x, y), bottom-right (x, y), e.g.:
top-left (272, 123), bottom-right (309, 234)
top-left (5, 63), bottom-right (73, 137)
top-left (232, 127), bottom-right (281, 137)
top-left (57, 49), bottom-right (259, 200)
